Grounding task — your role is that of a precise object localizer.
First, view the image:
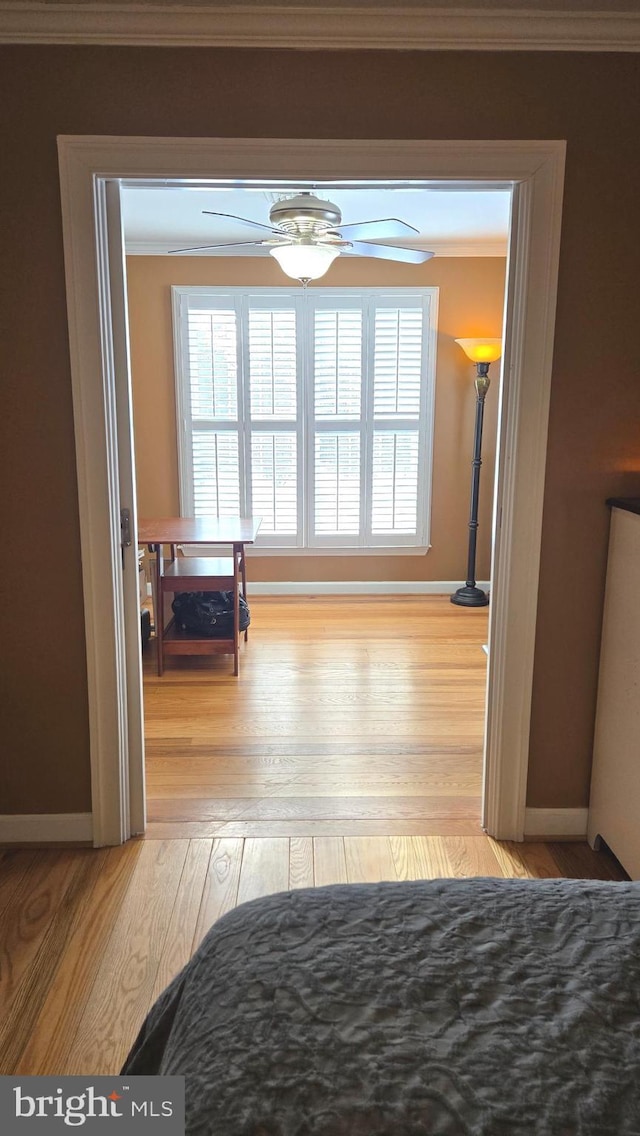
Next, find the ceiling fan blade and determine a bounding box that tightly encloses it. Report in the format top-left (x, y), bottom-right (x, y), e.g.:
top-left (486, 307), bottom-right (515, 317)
top-left (202, 211), bottom-right (283, 235)
top-left (344, 241), bottom-right (434, 264)
top-left (168, 241), bottom-right (267, 254)
top-left (336, 218), bottom-right (419, 241)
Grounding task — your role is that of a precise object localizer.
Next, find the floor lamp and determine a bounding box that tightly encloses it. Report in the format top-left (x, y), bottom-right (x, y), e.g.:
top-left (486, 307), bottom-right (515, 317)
top-left (451, 338), bottom-right (502, 608)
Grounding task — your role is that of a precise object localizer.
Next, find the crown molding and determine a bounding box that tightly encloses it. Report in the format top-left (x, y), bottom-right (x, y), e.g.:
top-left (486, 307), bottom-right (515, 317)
top-left (0, 4), bottom-right (639, 51)
top-left (125, 238), bottom-right (508, 256)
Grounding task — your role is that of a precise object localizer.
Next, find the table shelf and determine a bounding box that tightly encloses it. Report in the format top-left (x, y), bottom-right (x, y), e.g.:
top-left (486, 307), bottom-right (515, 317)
top-left (160, 556), bottom-right (235, 589)
top-left (161, 619), bottom-right (235, 656)
top-left (139, 516), bottom-right (261, 678)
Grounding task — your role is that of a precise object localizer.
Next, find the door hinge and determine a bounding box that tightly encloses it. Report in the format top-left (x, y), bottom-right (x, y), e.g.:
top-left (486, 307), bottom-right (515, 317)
top-left (120, 507), bottom-right (132, 547)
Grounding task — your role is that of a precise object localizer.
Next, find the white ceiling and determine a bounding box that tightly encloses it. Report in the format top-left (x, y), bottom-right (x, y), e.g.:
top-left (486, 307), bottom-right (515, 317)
top-left (121, 183), bottom-right (512, 257)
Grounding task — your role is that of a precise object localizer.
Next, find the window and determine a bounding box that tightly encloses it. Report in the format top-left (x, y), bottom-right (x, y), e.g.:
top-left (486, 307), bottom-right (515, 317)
top-left (173, 286), bottom-right (438, 550)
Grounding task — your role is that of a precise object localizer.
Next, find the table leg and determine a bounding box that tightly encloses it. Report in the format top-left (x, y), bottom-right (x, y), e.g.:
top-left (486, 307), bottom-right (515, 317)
top-left (233, 549), bottom-right (240, 676)
top-left (237, 544), bottom-right (249, 642)
top-left (146, 544), bottom-right (158, 636)
top-left (153, 543), bottom-right (164, 676)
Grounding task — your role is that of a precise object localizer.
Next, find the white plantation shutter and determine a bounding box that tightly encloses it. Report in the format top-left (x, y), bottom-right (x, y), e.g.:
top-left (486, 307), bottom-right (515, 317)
top-left (174, 287), bottom-right (436, 548)
top-left (250, 433), bottom-right (298, 535)
top-left (248, 308), bottom-right (297, 419)
top-left (314, 433), bottom-right (361, 535)
top-left (187, 308), bottom-right (238, 420)
top-left (178, 296), bottom-right (243, 519)
top-left (367, 297), bottom-right (427, 542)
top-left (371, 431), bottom-right (420, 534)
top-left (373, 307), bottom-right (422, 417)
top-left (311, 301), bottom-right (364, 544)
top-left (314, 309), bottom-right (362, 418)
top-left (192, 431), bottom-right (241, 517)
top-left (245, 297), bottom-right (301, 545)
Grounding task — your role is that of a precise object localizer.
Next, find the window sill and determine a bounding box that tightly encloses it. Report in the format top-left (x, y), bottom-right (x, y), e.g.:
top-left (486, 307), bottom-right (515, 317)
top-left (180, 544), bottom-right (431, 557)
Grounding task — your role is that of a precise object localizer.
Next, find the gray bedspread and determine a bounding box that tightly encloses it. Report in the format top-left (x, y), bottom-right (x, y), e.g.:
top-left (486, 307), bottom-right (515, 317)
top-left (123, 878), bottom-right (640, 1134)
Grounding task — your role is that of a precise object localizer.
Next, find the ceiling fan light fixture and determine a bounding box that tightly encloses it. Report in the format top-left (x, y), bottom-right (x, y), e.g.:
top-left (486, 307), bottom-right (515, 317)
top-left (270, 243), bottom-right (340, 282)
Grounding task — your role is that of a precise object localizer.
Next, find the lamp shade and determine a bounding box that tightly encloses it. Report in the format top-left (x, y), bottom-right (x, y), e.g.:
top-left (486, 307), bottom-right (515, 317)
top-left (455, 338), bottom-right (502, 364)
top-left (270, 243), bottom-right (340, 281)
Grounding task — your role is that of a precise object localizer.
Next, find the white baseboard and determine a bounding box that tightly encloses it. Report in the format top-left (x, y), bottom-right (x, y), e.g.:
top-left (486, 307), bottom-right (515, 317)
top-left (524, 808), bottom-right (588, 839)
top-left (250, 580), bottom-right (491, 596)
top-left (0, 813), bottom-right (93, 844)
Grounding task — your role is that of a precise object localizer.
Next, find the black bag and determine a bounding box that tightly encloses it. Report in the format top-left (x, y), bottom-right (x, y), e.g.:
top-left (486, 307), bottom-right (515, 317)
top-left (140, 607), bottom-right (151, 653)
top-left (171, 590), bottom-right (250, 637)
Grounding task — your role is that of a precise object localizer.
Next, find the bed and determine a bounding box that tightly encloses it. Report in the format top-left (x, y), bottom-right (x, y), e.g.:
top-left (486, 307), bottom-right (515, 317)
top-left (123, 878), bottom-right (640, 1134)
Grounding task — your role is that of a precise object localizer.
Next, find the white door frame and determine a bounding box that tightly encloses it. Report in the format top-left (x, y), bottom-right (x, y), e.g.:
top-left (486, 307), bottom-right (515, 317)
top-left (57, 136), bottom-right (565, 846)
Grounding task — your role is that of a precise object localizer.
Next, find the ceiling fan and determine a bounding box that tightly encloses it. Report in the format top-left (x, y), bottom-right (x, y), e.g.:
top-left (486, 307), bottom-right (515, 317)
top-left (169, 191), bottom-right (435, 283)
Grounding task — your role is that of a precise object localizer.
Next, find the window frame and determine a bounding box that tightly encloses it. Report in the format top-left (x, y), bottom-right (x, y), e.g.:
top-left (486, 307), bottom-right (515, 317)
top-left (172, 284), bottom-right (439, 552)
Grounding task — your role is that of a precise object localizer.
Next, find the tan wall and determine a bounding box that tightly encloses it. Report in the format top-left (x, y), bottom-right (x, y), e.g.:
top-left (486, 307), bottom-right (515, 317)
top-left (127, 255), bottom-right (505, 582)
top-left (2, 46), bottom-right (640, 814)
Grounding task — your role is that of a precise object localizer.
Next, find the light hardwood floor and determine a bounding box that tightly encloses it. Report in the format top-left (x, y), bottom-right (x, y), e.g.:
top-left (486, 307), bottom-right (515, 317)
top-left (0, 597), bottom-right (625, 1076)
top-left (144, 596), bottom-right (488, 837)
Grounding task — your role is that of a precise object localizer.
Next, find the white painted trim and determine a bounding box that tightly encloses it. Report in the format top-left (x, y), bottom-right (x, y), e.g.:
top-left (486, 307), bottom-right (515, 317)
top-left (246, 545), bottom-right (433, 557)
top-left (125, 239), bottom-right (508, 258)
top-left (105, 181), bottom-right (146, 839)
top-left (0, 813), bottom-right (93, 844)
top-left (58, 145), bottom-right (127, 847)
top-left (249, 580), bottom-right (491, 595)
top-left (2, 5), bottom-right (639, 52)
top-left (189, 543), bottom-right (432, 556)
top-left (481, 152), bottom-right (565, 842)
top-left (524, 808), bottom-right (588, 839)
top-left (56, 136), bottom-right (566, 846)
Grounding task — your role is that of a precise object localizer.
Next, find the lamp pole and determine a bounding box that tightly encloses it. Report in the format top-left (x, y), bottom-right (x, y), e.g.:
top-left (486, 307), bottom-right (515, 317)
top-left (451, 363), bottom-right (491, 607)
top-left (451, 338), bottom-right (501, 609)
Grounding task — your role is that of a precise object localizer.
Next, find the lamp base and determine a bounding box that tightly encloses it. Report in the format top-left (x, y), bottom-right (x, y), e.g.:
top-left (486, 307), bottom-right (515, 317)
top-left (450, 585), bottom-right (489, 608)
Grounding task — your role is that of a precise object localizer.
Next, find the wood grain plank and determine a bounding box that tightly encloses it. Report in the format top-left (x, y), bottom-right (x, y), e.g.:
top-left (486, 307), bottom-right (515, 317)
top-left (193, 839), bottom-right (243, 949)
top-left (15, 843), bottom-right (144, 1076)
top-left (146, 743), bottom-right (483, 760)
top-left (144, 819), bottom-right (486, 839)
top-left (0, 851), bottom-right (85, 1025)
top-left (151, 839), bottom-right (213, 1000)
top-left (146, 721), bottom-right (487, 741)
top-left (389, 835), bottom-right (454, 880)
top-left (313, 838), bottom-right (348, 886)
top-left (486, 838), bottom-right (531, 879)
top-left (344, 837), bottom-right (398, 884)
top-left (147, 796), bottom-right (481, 822)
top-left (146, 774), bottom-right (482, 799)
top-left (489, 839), bottom-right (563, 880)
top-left (440, 835), bottom-right (503, 878)
top-left (150, 686), bottom-right (488, 704)
top-left (0, 851), bottom-right (36, 923)
top-left (289, 838), bottom-right (314, 890)
top-left (548, 841), bottom-right (628, 881)
top-left (61, 840), bottom-right (189, 1075)
top-left (237, 838), bottom-right (290, 905)
top-left (516, 842), bottom-right (566, 879)
top-left (0, 850), bottom-right (114, 1074)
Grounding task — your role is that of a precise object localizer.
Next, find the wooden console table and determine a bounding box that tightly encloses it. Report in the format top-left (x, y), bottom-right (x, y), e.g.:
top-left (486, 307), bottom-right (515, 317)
top-left (138, 516), bottom-right (261, 676)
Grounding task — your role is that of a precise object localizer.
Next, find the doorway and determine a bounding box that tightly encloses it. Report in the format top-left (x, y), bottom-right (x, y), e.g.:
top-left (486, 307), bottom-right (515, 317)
top-left (123, 178), bottom-right (505, 838)
top-left (57, 137), bottom-right (565, 845)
